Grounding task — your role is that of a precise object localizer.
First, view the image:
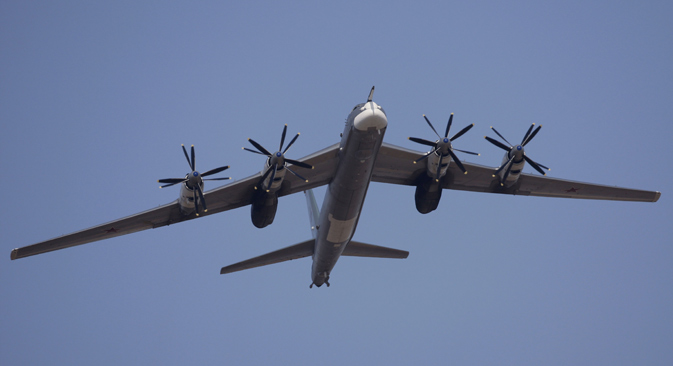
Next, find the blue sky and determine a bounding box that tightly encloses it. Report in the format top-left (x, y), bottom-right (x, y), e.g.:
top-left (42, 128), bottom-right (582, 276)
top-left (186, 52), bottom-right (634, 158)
top-left (1, 1), bottom-right (671, 365)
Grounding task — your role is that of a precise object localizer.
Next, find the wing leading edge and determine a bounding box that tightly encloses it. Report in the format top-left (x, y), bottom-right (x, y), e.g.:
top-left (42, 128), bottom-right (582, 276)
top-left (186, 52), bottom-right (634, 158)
top-left (11, 144), bottom-right (341, 260)
top-left (372, 142), bottom-right (660, 202)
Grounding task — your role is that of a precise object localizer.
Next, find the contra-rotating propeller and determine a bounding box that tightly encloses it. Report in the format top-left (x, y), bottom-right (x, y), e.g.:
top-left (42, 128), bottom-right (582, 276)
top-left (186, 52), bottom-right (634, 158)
top-left (244, 124), bottom-right (314, 192)
top-left (157, 144), bottom-right (231, 216)
top-left (408, 113), bottom-right (479, 181)
top-left (484, 123), bottom-right (550, 183)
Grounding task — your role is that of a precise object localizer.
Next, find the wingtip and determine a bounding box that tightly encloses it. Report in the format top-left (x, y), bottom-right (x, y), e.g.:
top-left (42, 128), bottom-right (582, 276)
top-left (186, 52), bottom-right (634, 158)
top-left (653, 191), bottom-right (661, 202)
top-left (10, 249), bottom-right (18, 260)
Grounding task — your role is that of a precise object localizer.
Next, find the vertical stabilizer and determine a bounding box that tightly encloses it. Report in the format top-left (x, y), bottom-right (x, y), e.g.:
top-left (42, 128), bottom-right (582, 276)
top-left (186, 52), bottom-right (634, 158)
top-left (304, 189), bottom-right (320, 239)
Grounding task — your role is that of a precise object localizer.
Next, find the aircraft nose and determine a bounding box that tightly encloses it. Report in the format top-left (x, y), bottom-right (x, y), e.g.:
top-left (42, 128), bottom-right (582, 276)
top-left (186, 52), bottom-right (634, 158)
top-left (353, 102), bottom-right (387, 131)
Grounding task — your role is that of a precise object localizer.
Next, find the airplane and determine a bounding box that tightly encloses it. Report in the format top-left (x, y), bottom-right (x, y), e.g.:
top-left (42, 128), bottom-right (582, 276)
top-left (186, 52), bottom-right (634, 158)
top-left (11, 87), bottom-right (661, 288)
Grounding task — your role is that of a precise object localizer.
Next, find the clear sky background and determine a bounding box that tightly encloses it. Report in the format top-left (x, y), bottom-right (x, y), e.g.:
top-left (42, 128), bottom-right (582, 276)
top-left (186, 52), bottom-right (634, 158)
top-left (1, 1), bottom-right (671, 365)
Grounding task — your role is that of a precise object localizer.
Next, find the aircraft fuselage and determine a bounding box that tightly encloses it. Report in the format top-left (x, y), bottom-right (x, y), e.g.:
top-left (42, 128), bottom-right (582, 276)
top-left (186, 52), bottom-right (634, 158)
top-left (311, 99), bottom-right (388, 287)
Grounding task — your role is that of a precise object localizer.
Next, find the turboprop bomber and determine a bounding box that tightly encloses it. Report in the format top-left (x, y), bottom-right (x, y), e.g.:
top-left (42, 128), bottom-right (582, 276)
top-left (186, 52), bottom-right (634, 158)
top-left (11, 87), bottom-right (661, 287)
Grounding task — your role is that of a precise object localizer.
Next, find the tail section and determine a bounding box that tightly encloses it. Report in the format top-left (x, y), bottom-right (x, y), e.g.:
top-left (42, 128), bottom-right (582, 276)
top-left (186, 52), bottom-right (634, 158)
top-left (220, 239), bottom-right (314, 274)
top-left (343, 241), bottom-right (409, 259)
top-left (220, 190), bottom-right (407, 280)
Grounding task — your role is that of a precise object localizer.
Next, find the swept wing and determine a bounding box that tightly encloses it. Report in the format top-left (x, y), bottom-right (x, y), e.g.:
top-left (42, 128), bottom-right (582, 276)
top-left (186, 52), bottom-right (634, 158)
top-left (372, 143), bottom-right (660, 202)
top-left (11, 144), bottom-right (340, 260)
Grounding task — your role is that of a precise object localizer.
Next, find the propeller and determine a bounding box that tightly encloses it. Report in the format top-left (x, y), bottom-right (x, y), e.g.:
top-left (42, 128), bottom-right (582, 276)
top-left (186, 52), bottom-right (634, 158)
top-left (484, 123), bottom-right (550, 183)
top-left (408, 113), bottom-right (479, 181)
top-left (244, 124), bottom-right (314, 192)
top-left (158, 144), bottom-right (231, 216)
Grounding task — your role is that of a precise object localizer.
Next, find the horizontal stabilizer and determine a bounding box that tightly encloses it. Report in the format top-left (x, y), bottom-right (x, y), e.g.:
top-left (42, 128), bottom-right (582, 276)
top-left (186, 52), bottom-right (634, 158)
top-left (220, 239), bottom-right (315, 274)
top-left (342, 241), bottom-right (409, 259)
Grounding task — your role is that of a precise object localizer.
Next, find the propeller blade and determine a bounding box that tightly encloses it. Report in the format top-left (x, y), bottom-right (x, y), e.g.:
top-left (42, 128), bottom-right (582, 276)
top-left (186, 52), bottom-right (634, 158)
top-left (491, 127), bottom-right (512, 146)
top-left (501, 159), bottom-right (514, 185)
top-left (196, 185), bottom-right (207, 212)
top-left (191, 145), bottom-right (196, 171)
top-left (282, 133), bottom-right (300, 155)
top-left (447, 149), bottom-right (467, 174)
top-left (258, 164), bottom-right (274, 188)
top-left (248, 138), bottom-right (272, 156)
top-left (522, 125), bottom-right (541, 146)
top-left (193, 190), bottom-right (199, 216)
top-left (279, 124), bottom-right (287, 152)
top-left (160, 181), bottom-right (184, 189)
top-left (454, 148), bottom-right (480, 156)
top-left (158, 178), bottom-right (186, 184)
top-left (367, 86), bottom-right (375, 102)
top-left (266, 163), bottom-right (278, 191)
top-left (423, 115), bottom-right (442, 139)
top-left (536, 161), bottom-right (550, 171)
top-left (444, 113), bottom-right (454, 138)
top-left (243, 147), bottom-right (265, 155)
top-left (450, 123), bottom-right (474, 141)
top-left (435, 154), bottom-right (444, 182)
top-left (485, 136), bottom-right (511, 151)
top-left (286, 166), bottom-right (309, 182)
top-left (414, 147), bottom-right (440, 164)
top-left (182, 144), bottom-right (194, 170)
top-left (521, 124), bottom-right (535, 145)
top-left (202, 165), bottom-right (230, 177)
top-left (203, 177), bottom-right (231, 181)
top-left (285, 158), bottom-right (313, 170)
top-left (408, 137), bottom-right (437, 147)
top-left (495, 155), bottom-right (515, 176)
top-left (524, 155), bottom-right (547, 175)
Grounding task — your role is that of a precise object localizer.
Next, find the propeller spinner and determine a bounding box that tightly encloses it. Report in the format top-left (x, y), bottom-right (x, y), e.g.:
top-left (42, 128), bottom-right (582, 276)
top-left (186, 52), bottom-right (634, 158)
top-left (408, 113), bottom-right (479, 181)
top-left (158, 144), bottom-right (231, 216)
top-left (244, 124), bottom-right (314, 192)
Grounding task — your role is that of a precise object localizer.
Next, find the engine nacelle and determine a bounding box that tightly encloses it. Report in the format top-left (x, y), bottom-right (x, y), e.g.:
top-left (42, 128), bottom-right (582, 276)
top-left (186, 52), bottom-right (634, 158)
top-left (251, 189), bottom-right (279, 228)
top-left (177, 179), bottom-right (204, 215)
top-left (425, 151), bottom-right (450, 180)
top-left (260, 156), bottom-right (287, 192)
top-left (250, 159), bottom-right (286, 228)
top-left (414, 175), bottom-right (443, 214)
top-left (498, 151), bottom-right (525, 187)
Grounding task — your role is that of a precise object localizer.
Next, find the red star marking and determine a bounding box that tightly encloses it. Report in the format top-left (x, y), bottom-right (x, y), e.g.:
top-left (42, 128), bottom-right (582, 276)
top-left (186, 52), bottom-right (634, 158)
top-left (564, 187), bottom-right (579, 193)
top-left (105, 227), bottom-right (118, 233)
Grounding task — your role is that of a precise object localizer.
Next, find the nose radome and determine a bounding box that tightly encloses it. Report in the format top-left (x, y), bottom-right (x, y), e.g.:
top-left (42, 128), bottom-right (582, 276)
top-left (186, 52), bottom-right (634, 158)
top-left (353, 102), bottom-right (387, 131)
